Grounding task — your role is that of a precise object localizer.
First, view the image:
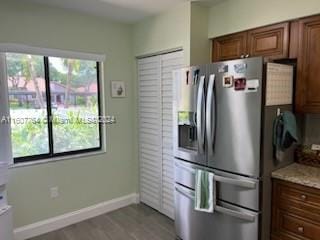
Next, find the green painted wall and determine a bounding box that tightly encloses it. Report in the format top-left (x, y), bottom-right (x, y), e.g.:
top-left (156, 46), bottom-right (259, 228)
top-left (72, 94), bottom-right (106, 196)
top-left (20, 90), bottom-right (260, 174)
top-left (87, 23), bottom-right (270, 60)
top-left (0, 0), bottom-right (137, 228)
top-left (190, 3), bottom-right (211, 65)
top-left (208, 0), bottom-right (320, 38)
top-left (132, 2), bottom-right (211, 66)
top-left (133, 2), bottom-right (191, 65)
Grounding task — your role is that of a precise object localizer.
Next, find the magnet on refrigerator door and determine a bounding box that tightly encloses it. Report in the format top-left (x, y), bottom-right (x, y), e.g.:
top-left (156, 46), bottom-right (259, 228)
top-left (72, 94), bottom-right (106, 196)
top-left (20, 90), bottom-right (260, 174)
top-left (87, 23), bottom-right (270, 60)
top-left (234, 78), bottom-right (246, 91)
top-left (245, 79), bottom-right (260, 93)
top-left (234, 63), bottom-right (247, 74)
top-left (222, 75), bottom-right (234, 88)
top-left (218, 65), bottom-right (228, 73)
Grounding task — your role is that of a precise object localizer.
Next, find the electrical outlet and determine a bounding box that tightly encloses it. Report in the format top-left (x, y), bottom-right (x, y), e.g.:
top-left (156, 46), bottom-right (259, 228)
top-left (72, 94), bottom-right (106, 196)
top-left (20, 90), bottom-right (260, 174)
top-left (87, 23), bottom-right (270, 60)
top-left (50, 187), bottom-right (59, 199)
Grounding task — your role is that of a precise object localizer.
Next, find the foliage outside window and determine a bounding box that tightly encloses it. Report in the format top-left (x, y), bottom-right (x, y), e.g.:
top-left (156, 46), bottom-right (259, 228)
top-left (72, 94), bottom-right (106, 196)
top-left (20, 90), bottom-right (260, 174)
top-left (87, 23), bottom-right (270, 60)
top-left (6, 53), bottom-right (102, 163)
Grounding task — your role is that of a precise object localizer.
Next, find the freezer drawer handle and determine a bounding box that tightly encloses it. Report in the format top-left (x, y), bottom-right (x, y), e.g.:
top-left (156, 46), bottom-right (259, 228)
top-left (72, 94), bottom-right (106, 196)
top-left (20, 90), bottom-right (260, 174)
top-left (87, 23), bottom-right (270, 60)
top-left (175, 161), bottom-right (256, 189)
top-left (175, 161), bottom-right (207, 173)
top-left (214, 175), bottom-right (256, 189)
top-left (215, 205), bottom-right (256, 222)
top-left (175, 185), bottom-right (256, 222)
top-left (175, 184), bottom-right (195, 200)
top-left (196, 75), bottom-right (205, 154)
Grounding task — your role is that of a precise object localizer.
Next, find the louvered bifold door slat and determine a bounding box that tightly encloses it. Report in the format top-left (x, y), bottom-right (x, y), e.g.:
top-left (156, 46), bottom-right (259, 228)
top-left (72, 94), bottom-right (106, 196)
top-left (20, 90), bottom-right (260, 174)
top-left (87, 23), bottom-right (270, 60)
top-left (160, 51), bottom-right (184, 219)
top-left (138, 56), bottom-right (162, 211)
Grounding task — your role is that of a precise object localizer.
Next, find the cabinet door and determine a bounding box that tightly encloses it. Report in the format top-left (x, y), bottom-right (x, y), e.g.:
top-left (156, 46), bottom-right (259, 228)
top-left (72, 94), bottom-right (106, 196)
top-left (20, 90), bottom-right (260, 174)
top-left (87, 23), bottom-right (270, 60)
top-left (296, 16), bottom-right (320, 113)
top-left (247, 23), bottom-right (289, 60)
top-left (271, 180), bottom-right (320, 240)
top-left (212, 32), bottom-right (247, 62)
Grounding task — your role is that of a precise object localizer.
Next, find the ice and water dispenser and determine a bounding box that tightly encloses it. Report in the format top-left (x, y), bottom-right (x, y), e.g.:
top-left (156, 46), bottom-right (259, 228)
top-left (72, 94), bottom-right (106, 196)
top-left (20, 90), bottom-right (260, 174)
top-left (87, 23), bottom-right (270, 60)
top-left (174, 67), bottom-right (201, 154)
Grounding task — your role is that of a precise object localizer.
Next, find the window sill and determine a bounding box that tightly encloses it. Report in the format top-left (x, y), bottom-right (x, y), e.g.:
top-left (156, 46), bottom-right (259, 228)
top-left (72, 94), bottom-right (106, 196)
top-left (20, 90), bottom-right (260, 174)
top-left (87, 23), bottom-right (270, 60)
top-left (9, 149), bottom-right (107, 169)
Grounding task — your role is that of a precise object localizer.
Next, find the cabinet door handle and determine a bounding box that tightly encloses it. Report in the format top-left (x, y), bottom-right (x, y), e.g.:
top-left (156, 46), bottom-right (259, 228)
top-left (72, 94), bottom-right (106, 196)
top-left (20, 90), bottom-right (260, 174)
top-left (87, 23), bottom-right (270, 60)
top-left (301, 194), bottom-right (307, 200)
top-left (297, 226), bottom-right (304, 233)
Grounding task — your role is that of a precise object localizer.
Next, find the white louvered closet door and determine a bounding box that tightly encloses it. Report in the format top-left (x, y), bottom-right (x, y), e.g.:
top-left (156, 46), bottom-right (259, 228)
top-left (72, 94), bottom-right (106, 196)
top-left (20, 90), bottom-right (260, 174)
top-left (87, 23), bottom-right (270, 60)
top-left (138, 56), bottom-right (162, 211)
top-left (138, 51), bottom-right (183, 219)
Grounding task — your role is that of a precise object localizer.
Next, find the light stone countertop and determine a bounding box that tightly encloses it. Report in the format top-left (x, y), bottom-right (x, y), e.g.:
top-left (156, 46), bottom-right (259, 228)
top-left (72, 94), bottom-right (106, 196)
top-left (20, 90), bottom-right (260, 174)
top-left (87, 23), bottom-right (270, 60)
top-left (272, 163), bottom-right (320, 190)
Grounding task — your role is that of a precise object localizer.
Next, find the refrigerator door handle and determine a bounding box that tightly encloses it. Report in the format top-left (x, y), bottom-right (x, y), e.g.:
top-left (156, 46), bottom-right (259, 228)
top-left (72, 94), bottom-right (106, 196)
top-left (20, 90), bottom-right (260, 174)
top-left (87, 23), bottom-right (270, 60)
top-left (196, 75), bottom-right (205, 154)
top-left (206, 74), bottom-right (216, 155)
top-left (215, 205), bottom-right (256, 222)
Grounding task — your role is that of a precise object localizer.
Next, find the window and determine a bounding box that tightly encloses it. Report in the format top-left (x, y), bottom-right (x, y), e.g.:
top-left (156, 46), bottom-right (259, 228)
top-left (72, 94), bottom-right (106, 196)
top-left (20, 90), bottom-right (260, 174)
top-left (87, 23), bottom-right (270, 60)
top-left (5, 53), bottom-right (102, 163)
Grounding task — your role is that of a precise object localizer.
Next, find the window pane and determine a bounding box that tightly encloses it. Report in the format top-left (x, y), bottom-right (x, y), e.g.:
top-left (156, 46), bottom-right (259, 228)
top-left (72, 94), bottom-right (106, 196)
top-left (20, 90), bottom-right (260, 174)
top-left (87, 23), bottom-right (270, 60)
top-left (6, 53), bottom-right (49, 158)
top-left (49, 57), bottom-right (100, 153)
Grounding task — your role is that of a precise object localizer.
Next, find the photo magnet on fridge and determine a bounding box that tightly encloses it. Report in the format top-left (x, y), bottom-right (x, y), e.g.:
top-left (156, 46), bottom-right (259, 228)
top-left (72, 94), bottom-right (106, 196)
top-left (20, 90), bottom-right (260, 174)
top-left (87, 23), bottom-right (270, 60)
top-left (223, 75), bottom-right (234, 88)
top-left (234, 78), bottom-right (246, 91)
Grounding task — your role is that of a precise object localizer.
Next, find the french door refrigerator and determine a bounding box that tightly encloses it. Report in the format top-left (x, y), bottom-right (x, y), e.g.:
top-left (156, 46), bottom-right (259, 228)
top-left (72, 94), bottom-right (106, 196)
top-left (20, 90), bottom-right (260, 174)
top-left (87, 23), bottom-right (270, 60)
top-left (173, 57), bottom-right (294, 240)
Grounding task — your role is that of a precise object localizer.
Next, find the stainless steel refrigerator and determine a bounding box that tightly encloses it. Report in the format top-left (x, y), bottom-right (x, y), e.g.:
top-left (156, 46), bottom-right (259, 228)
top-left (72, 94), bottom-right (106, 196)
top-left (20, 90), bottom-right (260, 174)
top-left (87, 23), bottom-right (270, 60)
top-left (173, 57), bottom-right (294, 240)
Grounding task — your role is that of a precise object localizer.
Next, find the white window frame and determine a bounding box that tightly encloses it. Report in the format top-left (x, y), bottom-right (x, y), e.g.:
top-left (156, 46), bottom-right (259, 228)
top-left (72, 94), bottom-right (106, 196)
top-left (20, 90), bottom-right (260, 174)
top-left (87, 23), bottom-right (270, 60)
top-left (0, 44), bottom-right (107, 167)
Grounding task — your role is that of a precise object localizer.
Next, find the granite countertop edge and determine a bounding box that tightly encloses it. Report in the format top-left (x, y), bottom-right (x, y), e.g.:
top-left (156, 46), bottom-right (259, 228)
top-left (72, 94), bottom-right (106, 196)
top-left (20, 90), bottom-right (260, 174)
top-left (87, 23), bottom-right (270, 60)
top-left (272, 163), bottom-right (320, 190)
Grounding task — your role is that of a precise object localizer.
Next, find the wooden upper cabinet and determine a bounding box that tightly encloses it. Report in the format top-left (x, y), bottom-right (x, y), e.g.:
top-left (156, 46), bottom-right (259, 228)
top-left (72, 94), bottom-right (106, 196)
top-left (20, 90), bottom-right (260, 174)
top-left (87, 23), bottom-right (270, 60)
top-left (296, 15), bottom-right (320, 113)
top-left (211, 22), bottom-right (290, 62)
top-left (212, 32), bottom-right (247, 62)
top-left (211, 15), bottom-right (320, 113)
top-left (247, 22), bottom-right (289, 60)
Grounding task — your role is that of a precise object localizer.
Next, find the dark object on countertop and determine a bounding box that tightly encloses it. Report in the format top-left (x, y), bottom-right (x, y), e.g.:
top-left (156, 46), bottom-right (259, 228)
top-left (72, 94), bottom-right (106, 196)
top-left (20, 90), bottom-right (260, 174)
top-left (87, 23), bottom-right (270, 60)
top-left (273, 111), bottom-right (298, 161)
top-left (296, 145), bottom-right (320, 168)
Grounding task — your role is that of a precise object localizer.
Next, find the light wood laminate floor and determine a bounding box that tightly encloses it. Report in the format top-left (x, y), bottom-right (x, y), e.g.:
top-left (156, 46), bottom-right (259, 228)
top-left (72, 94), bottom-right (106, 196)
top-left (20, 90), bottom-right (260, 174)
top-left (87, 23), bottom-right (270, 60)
top-left (29, 204), bottom-right (176, 240)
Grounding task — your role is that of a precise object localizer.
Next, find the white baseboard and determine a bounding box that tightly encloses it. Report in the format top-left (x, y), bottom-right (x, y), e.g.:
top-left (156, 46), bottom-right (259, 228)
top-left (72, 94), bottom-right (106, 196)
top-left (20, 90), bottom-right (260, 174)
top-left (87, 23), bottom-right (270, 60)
top-left (14, 193), bottom-right (140, 240)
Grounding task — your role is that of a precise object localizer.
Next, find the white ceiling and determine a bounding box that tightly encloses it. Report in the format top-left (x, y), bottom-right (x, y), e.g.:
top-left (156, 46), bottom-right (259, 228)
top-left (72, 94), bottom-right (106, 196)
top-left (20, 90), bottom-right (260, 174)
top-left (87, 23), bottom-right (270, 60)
top-left (19, 0), bottom-right (224, 23)
top-left (19, 0), bottom-right (187, 23)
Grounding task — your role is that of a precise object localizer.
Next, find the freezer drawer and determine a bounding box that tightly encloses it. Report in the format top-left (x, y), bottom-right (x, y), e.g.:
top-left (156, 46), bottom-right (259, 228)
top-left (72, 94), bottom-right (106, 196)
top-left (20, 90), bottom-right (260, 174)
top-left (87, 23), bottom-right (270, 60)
top-left (175, 184), bottom-right (259, 240)
top-left (175, 159), bottom-right (260, 211)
